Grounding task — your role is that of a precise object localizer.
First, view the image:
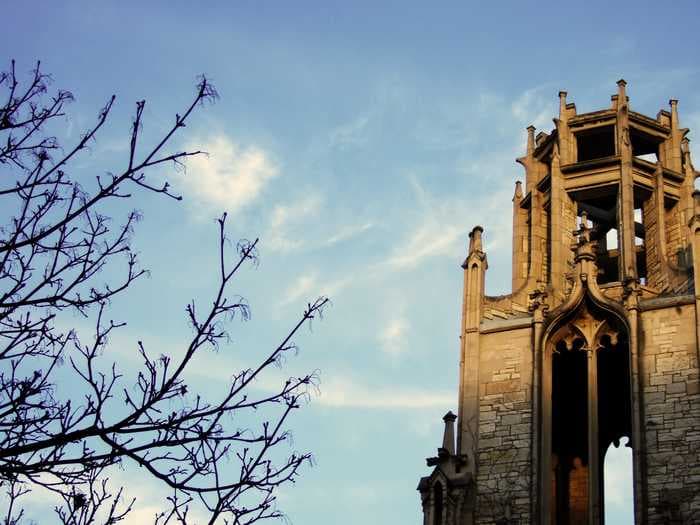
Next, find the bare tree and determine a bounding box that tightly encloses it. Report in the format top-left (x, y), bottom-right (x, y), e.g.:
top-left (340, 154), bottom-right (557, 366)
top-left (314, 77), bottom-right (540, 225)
top-left (0, 61), bottom-right (327, 524)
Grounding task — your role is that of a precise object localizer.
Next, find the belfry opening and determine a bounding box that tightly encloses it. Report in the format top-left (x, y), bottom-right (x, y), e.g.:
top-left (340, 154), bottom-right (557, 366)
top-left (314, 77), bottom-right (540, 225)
top-left (547, 298), bottom-right (631, 524)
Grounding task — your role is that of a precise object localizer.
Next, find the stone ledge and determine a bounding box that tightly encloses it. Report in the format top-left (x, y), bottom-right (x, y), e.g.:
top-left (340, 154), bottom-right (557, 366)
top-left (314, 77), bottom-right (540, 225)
top-left (640, 294), bottom-right (695, 312)
top-left (480, 315), bottom-right (533, 334)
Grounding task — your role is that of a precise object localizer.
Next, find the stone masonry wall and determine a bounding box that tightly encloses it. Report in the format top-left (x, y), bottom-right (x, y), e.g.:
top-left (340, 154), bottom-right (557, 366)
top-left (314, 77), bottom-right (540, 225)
top-left (665, 204), bottom-right (683, 268)
top-left (562, 195), bottom-right (578, 295)
top-left (640, 303), bottom-right (700, 524)
top-left (476, 326), bottom-right (533, 524)
top-left (643, 197), bottom-right (667, 291)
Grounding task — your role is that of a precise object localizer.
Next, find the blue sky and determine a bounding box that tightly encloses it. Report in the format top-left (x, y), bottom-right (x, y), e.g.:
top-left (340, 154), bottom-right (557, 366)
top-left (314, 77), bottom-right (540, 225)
top-left (4, 2), bottom-right (700, 523)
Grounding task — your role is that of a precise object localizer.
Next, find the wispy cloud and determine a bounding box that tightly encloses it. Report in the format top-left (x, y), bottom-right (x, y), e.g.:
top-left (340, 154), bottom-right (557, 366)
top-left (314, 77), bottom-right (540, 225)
top-left (280, 273), bottom-right (318, 307)
top-left (316, 375), bottom-right (454, 409)
top-left (279, 272), bottom-right (350, 308)
top-left (325, 221), bottom-right (374, 246)
top-left (329, 114), bottom-right (372, 149)
top-left (383, 177), bottom-right (468, 270)
top-left (182, 134), bottom-right (278, 216)
top-left (386, 222), bottom-right (463, 270)
top-left (378, 317), bottom-right (408, 357)
top-left (266, 194), bottom-right (322, 252)
top-left (511, 86), bottom-right (555, 131)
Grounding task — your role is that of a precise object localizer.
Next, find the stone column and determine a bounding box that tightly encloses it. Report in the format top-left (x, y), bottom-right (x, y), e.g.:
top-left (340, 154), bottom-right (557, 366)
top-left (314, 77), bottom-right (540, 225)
top-left (616, 80), bottom-right (638, 281)
top-left (681, 142), bottom-right (695, 250)
top-left (550, 143), bottom-right (564, 298)
top-left (512, 181), bottom-right (528, 293)
top-left (688, 194), bottom-right (700, 371)
top-left (653, 161), bottom-right (671, 288)
top-left (530, 295), bottom-right (547, 524)
top-left (624, 282), bottom-right (645, 524)
top-left (587, 346), bottom-right (600, 525)
top-left (457, 227), bottom-right (487, 461)
top-left (540, 339), bottom-right (553, 525)
top-left (558, 91), bottom-right (571, 165)
top-left (669, 99), bottom-right (682, 173)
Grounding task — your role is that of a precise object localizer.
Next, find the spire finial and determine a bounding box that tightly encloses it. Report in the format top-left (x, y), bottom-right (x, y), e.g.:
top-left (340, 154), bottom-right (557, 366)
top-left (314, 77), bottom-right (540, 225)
top-left (468, 226), bottom-right (484, 254)
top-left (670, 99), bottom-right (680, 128)
top-left (440, 411), bottom-right (457, 456)
top-left (513, 180), bottom-right (523, 200)
top-left (617, 79), bottom-right (628, 104)
top-left (526, 126), bottom-right (535, 155)
top-left (559, 91), bottom-right (567, 118)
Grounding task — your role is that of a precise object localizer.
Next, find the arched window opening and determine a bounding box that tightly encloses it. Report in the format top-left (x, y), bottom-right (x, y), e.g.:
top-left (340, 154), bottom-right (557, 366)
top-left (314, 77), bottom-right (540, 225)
top-left (571, 188), bottom-right (620, 284)
top-left (552, 339), bottom-right (588, 524)
top-left (547, 304), bottom-right (632, 525)
top-left (603, 437), bottom-right (634, 524)
top-left (433, 482), bottom-right (443, 525)
top-left (598, 331), bottom-right (633, 523)
top-left (631, 128), bottom-right (660, 164)
top-left (596, 228), bottom-right (620, 284)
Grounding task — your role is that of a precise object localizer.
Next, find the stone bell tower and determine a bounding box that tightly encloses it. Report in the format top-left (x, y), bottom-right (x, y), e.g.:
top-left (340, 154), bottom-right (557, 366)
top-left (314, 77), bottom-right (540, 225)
top-left (418, 81), bottom-right (700, 524)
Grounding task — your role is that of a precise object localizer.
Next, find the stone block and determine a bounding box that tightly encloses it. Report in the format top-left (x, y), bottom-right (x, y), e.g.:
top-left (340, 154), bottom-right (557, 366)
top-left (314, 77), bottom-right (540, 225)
top-left (485, 379), bottom-right (521, 395)
top-left (481, 410), bottom-right (497, 422)
top-left (666, 381), bottom-right (687, 394)
top-left (650, 375), bottom-right (672, 386)
top-left (646, 392), bottom-right (666, 404)
top-left (480, 422), bottom-right (496, 434)
top-left (504, 390), bottom-right (527, 403)
top-left (510, 423), bottom-right (530, 436)
top-left (480, 437), bottom-right (502, 449)
top-left (500, 414), bottom-right (522, 425)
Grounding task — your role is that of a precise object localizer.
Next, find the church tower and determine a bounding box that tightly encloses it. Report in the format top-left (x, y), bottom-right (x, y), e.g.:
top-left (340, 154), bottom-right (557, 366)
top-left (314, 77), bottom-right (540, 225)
top-left (418, 82), bottom-right (700, 524)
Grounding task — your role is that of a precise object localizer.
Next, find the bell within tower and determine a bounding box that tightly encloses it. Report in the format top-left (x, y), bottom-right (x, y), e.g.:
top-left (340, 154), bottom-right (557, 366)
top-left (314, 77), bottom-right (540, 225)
top-left (418, 81), bottom-right (700, 524)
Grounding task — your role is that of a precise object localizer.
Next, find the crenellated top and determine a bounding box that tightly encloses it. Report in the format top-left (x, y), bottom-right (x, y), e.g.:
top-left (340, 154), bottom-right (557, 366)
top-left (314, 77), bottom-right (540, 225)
top-left (466, 81), bottom-right (700, 329)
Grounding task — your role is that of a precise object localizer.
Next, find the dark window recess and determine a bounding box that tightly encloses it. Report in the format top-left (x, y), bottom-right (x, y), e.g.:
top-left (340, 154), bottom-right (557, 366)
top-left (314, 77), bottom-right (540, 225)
top-left (576, 126), bottom-right (615, 162)
top-left (598, 228), bottom-right (620, 284)
top-left (598, 331), bottom-right (633, 520)
top-left (634, 207), bottom-right (647, 283)
top-left (597, 250), bottom-right (620, 285)
top-left (630, 129), bottom-right (658, 158)
top-left (552, 340), bottom-right (588, 524)
top-left (433, 482), bottom-right (443, 525)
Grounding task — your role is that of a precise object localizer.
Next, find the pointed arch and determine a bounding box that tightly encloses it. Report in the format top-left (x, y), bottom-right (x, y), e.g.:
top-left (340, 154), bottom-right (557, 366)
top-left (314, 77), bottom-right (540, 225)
top-left (538, 280), bottom-right (633, 525)
top-left (541, 275), bottom-right (631, 347)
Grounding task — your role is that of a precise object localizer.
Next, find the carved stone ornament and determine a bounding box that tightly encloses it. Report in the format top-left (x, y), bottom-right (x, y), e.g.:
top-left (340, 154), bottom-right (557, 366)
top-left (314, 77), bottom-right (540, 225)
top-left (549, 304), bottom-right (618, 353)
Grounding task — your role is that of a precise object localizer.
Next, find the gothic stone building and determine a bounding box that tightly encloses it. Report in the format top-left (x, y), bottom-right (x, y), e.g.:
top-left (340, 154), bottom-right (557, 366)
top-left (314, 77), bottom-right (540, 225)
top-left (418, 81), bottom-right (700, 524)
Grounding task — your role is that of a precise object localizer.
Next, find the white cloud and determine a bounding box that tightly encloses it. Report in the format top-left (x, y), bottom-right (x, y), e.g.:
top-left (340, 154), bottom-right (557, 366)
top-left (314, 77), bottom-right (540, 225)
top-left (379, 317), bottom-right (408, 357)
top-left (281, 273), bottom-right (318, 307)
top-left (325, 221), bottom-right (374, 246)
top-left (182, 134), bottom-right (278, 215)
top-left (386, 222), bottom-right (463, 270)
top-left (316, 375), bottom-right (454, 409)
top-left (511, 86), bottom-right (555, 131)
top-left (266, 194), bottom-right (322, 252)
top-left (280, 272), bottom-right (350, 308)
top-left (381, 176), bottom-right (465, 270)
top-left (375, 175), bottom-right (514, 298)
